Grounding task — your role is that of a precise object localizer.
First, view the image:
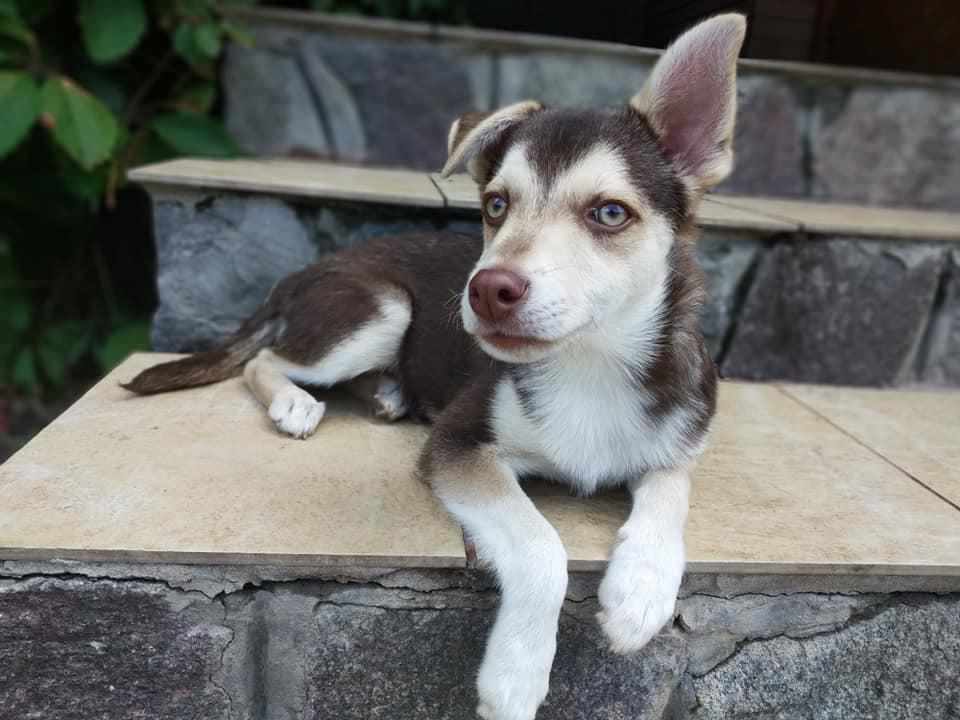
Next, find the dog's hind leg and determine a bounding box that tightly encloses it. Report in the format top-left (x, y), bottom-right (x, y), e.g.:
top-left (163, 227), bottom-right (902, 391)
top-left (244, 285), bottom-right (412, 438)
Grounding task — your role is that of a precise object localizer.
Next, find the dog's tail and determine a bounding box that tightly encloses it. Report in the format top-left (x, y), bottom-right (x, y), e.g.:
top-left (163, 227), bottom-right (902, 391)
top-left (121, 317), bottom-right (278, 396)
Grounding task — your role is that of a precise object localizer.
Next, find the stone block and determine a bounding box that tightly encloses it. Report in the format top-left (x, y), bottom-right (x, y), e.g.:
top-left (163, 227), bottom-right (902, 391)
top-left (687, 596), bottom-right (960, 719)
top-left (678, 592), bottom-right (876, 675)
top-left (812, 87), bottom-right (960, 211)
top-left (223, 44), bottom-right (330, 157)
top-left (719, 75), bottom-right (806, 197)
top-left (307, 592), bottom-right (685, 720)
top-left (498, 52), bottom-right (649, 108)
top-left (0, 577), bottom-right (230, 720)
top-left (921, 249), bottom-right (960, 385)
top-left (151, 195), bottom-right (317, 351)
top-left (722, 239), bottom-right (945, 385)
top-left (696, 231), bottom-right (764, 358)
top-left (298, 35), bottom-right (486, 170)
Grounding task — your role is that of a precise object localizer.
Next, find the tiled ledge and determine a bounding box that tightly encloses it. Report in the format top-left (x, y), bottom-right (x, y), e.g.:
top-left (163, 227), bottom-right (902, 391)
top-left (1, 354), bottom-right (958, 581)
top-left (129, 158), bottom-right (960, 241)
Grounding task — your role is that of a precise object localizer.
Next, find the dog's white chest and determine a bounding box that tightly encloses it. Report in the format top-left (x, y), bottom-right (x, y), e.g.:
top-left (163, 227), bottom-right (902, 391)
top-left (491, 366), bottom-right (688, 494)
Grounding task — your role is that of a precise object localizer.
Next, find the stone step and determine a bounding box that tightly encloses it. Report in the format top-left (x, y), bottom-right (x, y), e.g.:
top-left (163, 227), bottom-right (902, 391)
top-left (131, 158), bottom-right (960, 241)
top-left (1, 354), bottom-right (958, 719)
top-left (218, 6), bottom-right (960, 211)
top-left (128, 157), bottom-right (960, 390)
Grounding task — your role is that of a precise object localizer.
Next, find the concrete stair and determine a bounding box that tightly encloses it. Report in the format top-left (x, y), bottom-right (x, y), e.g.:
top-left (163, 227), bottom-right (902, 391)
top-left (1, 354), bottom-right (958, 718)
top-left (129, 157), bottom-right (960, 388)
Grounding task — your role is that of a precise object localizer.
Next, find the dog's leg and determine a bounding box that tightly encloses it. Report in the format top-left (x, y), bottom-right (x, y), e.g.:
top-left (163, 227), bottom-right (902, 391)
top-left (243, 350), bottom-right (327, 439)
top-left (597, 466), bottom-right (689, 653)
top-left (425, 433), bottom-right (567, 720)
top-left (244, 288), bottom-right (412, 439)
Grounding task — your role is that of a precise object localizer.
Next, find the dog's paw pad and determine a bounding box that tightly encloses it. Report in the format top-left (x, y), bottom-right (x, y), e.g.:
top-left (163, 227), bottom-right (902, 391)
top-left (269, 391), bottom-right (325, 439)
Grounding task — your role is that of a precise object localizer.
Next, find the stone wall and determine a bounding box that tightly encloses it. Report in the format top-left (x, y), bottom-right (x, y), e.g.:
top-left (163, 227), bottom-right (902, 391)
top-left (2, 560), bottom-right (957, 720)
top-left (147, 190), bottom-right (960, 387)
top-left (222, 13), bottom-right (960, 210)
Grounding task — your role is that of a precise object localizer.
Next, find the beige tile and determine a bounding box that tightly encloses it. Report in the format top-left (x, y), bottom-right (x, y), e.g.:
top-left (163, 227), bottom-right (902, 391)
top-left (683, 383), bottom-right (960, 575)
top-left (129, 158), bottom-right (445, 208)
top-left (712, 195), bottom-right (960, 241)
top-left (779, 384), bottom-right (960, 508)
top-left (430, 172), bottom-right (481, 209)
top-left (0, 354), bottom-right (460, 567)
top-left (699, 196), bottom-right (798, 233)
top-left (1, 356), bottom-right (958, 576)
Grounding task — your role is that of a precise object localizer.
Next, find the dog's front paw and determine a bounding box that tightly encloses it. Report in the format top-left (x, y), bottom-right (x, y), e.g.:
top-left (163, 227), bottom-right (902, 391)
top-left (269, 389), bottom-right (325, 439)
top-left (476, 641), bottom-right (552, 720)
top-left (597, 541), bottom-right (682, 654)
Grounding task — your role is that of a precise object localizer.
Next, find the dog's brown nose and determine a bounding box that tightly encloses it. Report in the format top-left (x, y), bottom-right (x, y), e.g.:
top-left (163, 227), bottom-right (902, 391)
top-left (468, 268), bottom-right (529, 323)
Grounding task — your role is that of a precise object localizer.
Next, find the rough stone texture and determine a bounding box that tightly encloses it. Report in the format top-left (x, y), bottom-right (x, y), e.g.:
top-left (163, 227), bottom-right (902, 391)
top-left (498, 52), bottom-right (649, 108)
top-left (223, 45), bottom-right (330, 158)
top-left (1, 566), bottom-right (958, 720)
top-left (921, 249), bottom-right (960, 385)
top-left (723, 239), bottom-right (946, 386)
top-left (308, 592), bottom-right (684, 720)
top-left (686, 597), bottom-right (960, 720)
top-left (0, 577), bottom-right (231, 720)
top-left (298, 35), bottom-right (484, 170)
top-left (719, 75), bottom-right (806, 197)
top-left (151, 194), bottom-right (318, 351)
top-left (696, 231), bottom-right (764, 359)
top-left (678, 593), bottom-right (878, 675)
top-left (812, 87), bottom-right (960, 211)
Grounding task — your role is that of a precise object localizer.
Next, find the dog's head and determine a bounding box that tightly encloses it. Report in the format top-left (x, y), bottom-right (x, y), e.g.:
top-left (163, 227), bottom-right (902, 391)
top-left (444, 14), bottom-right (746, 363)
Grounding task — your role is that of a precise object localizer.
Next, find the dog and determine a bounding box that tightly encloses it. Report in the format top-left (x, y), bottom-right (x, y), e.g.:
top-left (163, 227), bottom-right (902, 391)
top-left (124, 14), bottom-right (745, 719)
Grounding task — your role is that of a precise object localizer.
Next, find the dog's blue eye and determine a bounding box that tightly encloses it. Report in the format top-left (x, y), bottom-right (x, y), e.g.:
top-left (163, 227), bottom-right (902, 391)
top-left (593, 203), bottom-right (629, 228)
top-left (484, 194), bottom-right (508, 220)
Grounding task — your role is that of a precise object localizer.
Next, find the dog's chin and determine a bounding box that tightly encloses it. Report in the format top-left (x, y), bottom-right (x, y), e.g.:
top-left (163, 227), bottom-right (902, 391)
top-left (473, 332), bottom-right (564, 364)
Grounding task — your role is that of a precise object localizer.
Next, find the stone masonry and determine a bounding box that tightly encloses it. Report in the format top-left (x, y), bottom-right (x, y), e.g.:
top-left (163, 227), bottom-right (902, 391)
top-left (147, 190), bottom-right (960, 388)
top-left (2, 560), bottom-right (958, 720)
top-left (223, 13), bottom-right (960, 210)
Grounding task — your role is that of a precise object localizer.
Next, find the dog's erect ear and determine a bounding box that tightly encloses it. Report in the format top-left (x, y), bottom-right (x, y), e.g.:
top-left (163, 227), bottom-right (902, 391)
top-left (441, 100), bottom-right (543, 180)
top-left (631, 14), bottom-right (746, 191)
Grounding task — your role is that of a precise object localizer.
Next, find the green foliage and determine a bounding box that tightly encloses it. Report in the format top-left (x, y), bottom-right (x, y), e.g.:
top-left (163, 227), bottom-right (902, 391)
top-left (0, 0), bottom-right (247, 396)
top-left (0, 0), bottom-right (467, 399)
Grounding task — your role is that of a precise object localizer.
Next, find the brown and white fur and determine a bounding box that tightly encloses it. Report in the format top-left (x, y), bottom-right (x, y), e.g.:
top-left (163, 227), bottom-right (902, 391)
top-left (124, 15), bottom-right (745, 720)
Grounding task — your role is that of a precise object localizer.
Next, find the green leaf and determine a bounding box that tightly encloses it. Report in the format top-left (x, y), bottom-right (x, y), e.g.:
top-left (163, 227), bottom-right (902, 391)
top-left (0, 71), bottom-right (39, 158)
top-left (40, 75), bottom-right (119, 170)
top-left (0, 0), bottom-right (20, 18)
top-left (79, 0), bottom-right (146, 64)
top-left (193, 22), bottom-right (221, 58)
top-left (173, 23), bottom-right (202, 67)
top-left (97, 320), bottom-right (150, 371)
top-left (151, 113), bottom-right (239, 157)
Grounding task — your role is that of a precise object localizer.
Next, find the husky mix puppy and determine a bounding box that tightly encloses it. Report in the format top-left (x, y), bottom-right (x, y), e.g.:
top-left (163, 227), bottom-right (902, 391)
top-left (125, 14), bottom-right (746, 719)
